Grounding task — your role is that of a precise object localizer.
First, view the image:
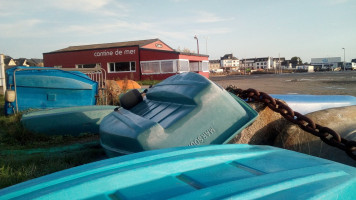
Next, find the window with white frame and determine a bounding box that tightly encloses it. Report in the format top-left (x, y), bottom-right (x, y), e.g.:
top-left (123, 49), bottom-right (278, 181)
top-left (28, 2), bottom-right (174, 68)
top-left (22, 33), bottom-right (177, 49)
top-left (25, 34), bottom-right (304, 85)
top-left (161, 60), bottom-right (176, 73)
top-left (202, 61), bottom-right (209, 72)
top-left (189, 62), bottom-right (199, 71)
top-left (141, 61), bottom-right (160, 74)
top-left (178, 60), bottom-right (189, 72)
top-left (108, 62), bottom-right (135, 72)
top-left (76, 63), bottom-right (101, 68)
top-left (141, 60), bottom-right (178, 74)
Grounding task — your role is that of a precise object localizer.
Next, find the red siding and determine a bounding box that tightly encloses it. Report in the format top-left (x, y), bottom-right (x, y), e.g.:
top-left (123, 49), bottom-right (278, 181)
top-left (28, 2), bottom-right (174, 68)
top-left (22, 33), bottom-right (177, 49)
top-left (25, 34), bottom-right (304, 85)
top-left (43, 42), bottom-right (209, 81)
top-left (44, 46), bottom-right (141, 80)
top-left (140, 49), bottom-right (179, 61)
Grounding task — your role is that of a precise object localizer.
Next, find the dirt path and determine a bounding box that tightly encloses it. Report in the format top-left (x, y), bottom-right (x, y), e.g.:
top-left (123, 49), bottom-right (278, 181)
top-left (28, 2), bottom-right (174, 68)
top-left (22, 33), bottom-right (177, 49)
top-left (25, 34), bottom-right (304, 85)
top-left (210, 71), bottom-right (356, 96)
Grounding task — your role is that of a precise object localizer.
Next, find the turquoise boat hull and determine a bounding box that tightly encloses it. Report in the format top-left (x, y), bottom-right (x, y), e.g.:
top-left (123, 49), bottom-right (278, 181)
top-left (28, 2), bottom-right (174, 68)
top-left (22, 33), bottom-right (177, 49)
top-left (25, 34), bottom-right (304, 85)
top-left (1, 144), bottom-right (355, 199)
top-left (100, 72), bottom-right (258, 155)
top-left (5, 66), bottom-right (98, 115)
top-left (21, 105), bottom-right (117, 136)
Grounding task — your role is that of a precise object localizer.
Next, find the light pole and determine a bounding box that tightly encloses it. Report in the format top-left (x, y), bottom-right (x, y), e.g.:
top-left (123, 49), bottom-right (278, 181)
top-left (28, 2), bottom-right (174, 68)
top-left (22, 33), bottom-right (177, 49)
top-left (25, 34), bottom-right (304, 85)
top-left (342, 48), bottom-right (345, 71)
top-left (194, 35), bottom-right (199, 55)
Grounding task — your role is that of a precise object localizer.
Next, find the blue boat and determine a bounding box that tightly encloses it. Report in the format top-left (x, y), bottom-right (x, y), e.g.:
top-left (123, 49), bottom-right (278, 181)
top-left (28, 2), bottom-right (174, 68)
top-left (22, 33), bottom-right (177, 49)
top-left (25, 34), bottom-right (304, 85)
top-left (4, 66), bottom-right (98, 115)
top-left (0, 144), bottom-right (355, 199)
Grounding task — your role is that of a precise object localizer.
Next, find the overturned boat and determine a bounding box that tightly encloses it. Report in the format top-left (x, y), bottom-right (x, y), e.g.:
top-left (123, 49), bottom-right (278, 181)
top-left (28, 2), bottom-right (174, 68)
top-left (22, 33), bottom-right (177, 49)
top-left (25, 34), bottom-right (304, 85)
top-left (1, 144), bottom-right (355, 199)
top-left (4, 66), bottom-right (98, 115)
top-left (100, 72), bottom-right (258, 156)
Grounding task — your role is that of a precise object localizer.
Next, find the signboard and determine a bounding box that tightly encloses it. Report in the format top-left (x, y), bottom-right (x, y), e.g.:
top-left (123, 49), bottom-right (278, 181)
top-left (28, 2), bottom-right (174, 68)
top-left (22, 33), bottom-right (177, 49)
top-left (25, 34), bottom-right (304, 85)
top-left (93, 49), bottom-right (136, 57)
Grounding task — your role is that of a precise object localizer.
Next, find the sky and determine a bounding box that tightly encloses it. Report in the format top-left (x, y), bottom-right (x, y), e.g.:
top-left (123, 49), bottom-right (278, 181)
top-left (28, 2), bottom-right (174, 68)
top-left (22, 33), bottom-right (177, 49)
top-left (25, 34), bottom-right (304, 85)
top-left (0, 0), bottom-right (355, 63)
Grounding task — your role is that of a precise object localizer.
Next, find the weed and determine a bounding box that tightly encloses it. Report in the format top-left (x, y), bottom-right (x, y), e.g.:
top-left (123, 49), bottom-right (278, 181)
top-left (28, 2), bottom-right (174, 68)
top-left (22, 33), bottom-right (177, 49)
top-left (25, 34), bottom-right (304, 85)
top-left (0, 94), bottom-right (107, 189)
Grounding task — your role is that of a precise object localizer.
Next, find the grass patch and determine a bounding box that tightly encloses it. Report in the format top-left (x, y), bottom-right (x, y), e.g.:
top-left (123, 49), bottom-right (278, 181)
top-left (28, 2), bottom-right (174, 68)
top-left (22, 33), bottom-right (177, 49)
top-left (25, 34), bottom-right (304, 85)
top-left (0, 94), bottom-right (107, 189)
top-left (137, 79), bottom-right (161, 86)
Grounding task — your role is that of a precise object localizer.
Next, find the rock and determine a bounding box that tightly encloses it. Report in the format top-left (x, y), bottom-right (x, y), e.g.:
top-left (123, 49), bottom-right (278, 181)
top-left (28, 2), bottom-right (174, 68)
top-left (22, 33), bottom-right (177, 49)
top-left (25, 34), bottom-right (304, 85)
top-left (274, 105), bottom-right (356, 167)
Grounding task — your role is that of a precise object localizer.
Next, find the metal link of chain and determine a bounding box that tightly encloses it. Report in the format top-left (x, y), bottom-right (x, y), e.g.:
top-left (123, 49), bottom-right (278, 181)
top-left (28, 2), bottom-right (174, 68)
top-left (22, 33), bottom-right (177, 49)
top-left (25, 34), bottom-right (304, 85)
top-left (226, 85), bottom-right (356, 161)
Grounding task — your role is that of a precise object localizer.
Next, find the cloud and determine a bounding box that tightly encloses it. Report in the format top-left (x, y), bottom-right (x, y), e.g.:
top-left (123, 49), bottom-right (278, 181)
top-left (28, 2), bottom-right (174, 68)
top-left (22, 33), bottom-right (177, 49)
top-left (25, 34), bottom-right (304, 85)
top-left (0, 19), bottom-right (44, 38)
top-left (51, 0), bottom-right (129, 16)
top-left (195, 11), bottom-right (234, 23)
top-left (326, 0), bottom-right (349, 5)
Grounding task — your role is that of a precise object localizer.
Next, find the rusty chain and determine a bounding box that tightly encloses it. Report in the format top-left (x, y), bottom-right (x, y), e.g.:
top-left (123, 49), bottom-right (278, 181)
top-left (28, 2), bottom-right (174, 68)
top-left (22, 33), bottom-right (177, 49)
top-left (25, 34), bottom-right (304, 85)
top-left (226, 85), bottom-right (356, 161)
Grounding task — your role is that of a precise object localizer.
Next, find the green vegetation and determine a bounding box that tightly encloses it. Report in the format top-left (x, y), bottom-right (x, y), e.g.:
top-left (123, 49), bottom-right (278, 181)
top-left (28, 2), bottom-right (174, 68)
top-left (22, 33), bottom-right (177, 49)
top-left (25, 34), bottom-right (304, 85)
top-left (137, 79), bottom-right (161, 86)
top-left (0, 94), bottom-right (106, 189)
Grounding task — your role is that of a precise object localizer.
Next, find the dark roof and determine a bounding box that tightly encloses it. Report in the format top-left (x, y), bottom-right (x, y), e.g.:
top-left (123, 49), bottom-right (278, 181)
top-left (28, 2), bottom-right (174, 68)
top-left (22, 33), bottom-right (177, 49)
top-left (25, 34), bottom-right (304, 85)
top-left (4, 58), bottom-right (13, 65)
top-left (26, 58), bottom-right (43, 66)
top-left (209, 60), bottom-right (220, 63)
top-left (15, 58), bottom-right (26, 66)
top-left (221, 54), bottom-right (238, 60)
top-left (47, 38), bottom-right (162, 53)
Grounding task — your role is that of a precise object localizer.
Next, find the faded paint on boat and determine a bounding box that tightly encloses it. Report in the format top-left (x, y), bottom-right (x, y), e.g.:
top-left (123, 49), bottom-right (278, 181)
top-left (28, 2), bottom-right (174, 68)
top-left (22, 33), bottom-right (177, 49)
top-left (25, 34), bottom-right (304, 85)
top-left (0, 144), bottom-right (355, 200)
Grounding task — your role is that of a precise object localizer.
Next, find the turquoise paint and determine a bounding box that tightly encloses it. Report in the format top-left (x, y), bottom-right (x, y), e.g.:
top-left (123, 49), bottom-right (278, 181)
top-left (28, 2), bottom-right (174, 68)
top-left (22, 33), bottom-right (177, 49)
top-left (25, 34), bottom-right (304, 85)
top-left (1, 145), bottom-right (355, 199)
top-left (4, 66), bottom-right (98, 115)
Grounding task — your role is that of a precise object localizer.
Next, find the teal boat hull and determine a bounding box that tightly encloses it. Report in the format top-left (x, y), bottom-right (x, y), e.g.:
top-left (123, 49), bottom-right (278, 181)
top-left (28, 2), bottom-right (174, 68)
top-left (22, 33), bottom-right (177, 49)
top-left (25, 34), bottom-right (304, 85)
top-left (1, 144), bottom-right (355, 199)
top-left (100, 72), bottom-right (258, 155)
top-left (21, 105), bottom-right (117, 136)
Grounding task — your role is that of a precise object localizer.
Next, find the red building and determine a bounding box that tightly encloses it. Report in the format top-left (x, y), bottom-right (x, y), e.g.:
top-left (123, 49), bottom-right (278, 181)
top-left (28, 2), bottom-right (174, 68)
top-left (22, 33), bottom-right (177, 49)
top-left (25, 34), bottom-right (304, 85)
top-left (43, 39), bottom-right (209, 81)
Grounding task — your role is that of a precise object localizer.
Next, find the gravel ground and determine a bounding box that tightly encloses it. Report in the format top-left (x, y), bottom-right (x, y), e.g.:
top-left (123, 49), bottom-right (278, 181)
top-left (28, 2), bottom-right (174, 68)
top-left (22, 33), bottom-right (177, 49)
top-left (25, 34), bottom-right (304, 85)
top-left (210, 71), bottom-right (356, 96)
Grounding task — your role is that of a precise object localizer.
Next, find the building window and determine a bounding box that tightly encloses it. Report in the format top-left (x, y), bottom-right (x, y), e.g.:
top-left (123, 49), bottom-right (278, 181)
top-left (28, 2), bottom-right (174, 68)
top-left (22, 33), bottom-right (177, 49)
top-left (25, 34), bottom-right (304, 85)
top-left (190, 62), bottom-right (200, 71)
top-left (178, 60), bottom-right (189, 72)
top-left (76, 63), bottom-right (101, 68)
top-left (141, 60), bottom-right (180, 74)
top-left (202, 61), bottom-right (209, 72)
top-left (161, 60), bottom-right (175, 73)
top-left (141, 61), bottom-right (160, 74)
top-left (108, 62), bottom-right (135, 72)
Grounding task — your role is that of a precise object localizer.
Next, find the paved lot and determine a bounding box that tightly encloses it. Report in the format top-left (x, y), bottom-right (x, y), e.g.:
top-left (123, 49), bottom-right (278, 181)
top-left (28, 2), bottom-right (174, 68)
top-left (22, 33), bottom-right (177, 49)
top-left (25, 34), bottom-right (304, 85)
top-left (210, 71), bottom-right (356, 96)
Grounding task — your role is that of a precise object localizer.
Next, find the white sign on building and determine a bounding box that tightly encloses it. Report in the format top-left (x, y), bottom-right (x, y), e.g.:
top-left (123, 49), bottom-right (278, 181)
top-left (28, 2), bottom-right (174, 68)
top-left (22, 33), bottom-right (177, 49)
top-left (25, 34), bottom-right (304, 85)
top-left (310, 57), bottom-right (341, 69)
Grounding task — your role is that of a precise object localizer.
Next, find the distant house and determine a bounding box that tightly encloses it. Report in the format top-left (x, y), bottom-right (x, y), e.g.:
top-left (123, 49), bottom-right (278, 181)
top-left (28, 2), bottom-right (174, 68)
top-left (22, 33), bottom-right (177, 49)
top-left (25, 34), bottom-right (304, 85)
top-left (26, 58), bottom-right (44, 67)
top-left (15, 58), bottom-right (28, 66)
top-left (220, 54), bottom-right (239, 71)
top-left (209, 60), bottom-right (221, 71)
top-left (4, 56), bottom-right (17, 69)
top-left (281, 60), bottom-right (293, 68)
top-left (240, 57), bottom-right (282, 70)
